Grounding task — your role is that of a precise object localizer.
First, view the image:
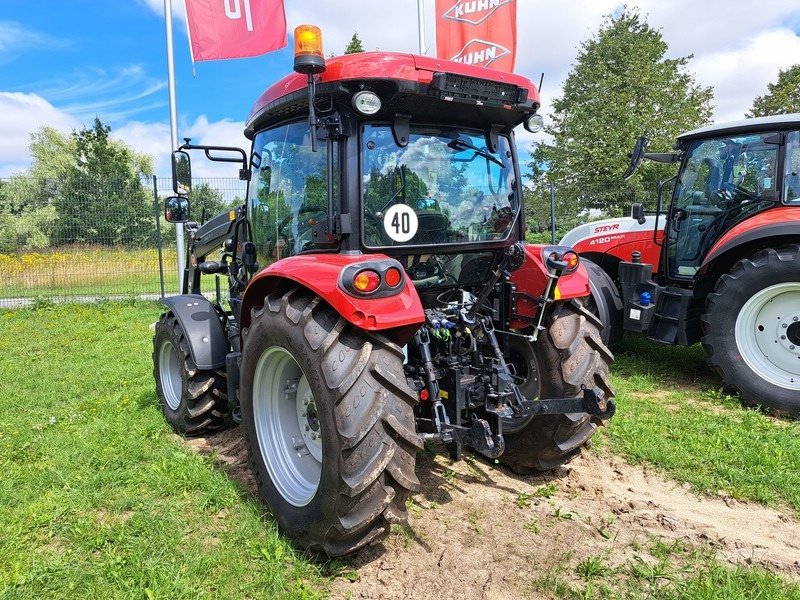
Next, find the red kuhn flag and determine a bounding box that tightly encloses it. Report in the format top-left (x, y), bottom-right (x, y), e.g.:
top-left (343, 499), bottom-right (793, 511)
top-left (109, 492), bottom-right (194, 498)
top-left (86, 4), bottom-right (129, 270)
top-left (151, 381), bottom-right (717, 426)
top-left (185, 0), bottom-right (287, 62)
top-left (435, 0), bottom-right (516, 72)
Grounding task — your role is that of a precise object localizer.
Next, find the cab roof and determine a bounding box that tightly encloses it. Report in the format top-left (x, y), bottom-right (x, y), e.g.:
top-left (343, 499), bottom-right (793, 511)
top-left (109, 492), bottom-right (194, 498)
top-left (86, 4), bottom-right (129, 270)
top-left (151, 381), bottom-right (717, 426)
top-left (678, 113), bottom-right (800, 141)
top-left (245, 51), bottom-right (540, 138)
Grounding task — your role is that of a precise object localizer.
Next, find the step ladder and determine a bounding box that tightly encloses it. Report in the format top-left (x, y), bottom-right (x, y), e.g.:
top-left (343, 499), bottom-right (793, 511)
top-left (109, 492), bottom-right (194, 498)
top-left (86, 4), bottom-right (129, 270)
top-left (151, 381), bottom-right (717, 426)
top-left (647, 286), bottom-right (702, 345)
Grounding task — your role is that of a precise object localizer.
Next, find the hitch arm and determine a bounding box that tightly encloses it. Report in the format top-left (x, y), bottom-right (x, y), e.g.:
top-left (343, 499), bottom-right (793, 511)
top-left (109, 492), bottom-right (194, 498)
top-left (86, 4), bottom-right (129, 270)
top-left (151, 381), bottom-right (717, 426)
top-left (530, 387), bottom-right (616, 419)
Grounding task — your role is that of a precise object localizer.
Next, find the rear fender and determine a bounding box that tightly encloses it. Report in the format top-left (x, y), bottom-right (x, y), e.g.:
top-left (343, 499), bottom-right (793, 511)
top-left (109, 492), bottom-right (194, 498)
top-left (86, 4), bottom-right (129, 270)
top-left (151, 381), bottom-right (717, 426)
top-left (160, 295), bottom-right (229, 369)
top-left (699, 207), bottom-right (800, 276)
top-left (240, 254), bottom-right (425, 346)
top-left (510, 244), bottom-right (591, 329)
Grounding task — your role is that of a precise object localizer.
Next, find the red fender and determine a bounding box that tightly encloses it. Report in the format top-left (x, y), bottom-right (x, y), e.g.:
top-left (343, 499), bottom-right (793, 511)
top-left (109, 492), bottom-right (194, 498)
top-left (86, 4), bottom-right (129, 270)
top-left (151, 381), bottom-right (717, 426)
top-left (702, 206), bottom-right (800, 268)
top-left (509, 244), bottom-right (591, 330)
top-left (239, 254), bottom-right (424, 346)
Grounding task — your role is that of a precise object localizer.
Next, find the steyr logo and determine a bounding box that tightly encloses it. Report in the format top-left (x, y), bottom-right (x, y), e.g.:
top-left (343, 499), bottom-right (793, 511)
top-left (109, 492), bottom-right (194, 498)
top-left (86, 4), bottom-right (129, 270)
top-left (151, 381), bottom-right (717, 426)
top-left (442, 0), bottom-right (512, 25)
top-left (450, 39), bottom-right (510, 67)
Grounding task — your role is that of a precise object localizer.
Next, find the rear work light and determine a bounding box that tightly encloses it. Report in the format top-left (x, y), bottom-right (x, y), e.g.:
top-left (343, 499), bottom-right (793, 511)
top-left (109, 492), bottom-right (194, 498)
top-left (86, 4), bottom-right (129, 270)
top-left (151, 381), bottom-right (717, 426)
top-left (353, 270), bottom-right (381, 294)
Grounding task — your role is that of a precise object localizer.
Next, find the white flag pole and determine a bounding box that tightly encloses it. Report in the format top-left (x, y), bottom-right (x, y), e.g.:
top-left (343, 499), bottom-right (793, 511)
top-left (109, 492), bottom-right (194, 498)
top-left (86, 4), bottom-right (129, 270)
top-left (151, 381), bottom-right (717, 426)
top-left (164, 0), bottom-right (186, 292)
top-left (417, 0), bottom-right (426, 55)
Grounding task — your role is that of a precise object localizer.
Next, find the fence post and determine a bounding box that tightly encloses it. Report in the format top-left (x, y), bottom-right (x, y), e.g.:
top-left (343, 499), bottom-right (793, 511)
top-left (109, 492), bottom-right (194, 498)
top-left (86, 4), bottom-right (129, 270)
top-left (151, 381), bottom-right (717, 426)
top-left (550, 182), bottom-right (556, 244)
top-left (152, 176), bottom-right (166, 298)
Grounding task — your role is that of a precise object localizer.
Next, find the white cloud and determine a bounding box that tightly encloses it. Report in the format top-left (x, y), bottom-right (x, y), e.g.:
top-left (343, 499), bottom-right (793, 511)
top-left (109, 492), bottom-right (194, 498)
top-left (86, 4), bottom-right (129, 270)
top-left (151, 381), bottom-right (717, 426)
top-left (113, 115), bottom-right (249, 181)
top-left (0, 21), bottom-right (67, 55)
top-left (692, 28), bottom-right (800, 123)
top-left (0, 92), bottom-right (79, 177)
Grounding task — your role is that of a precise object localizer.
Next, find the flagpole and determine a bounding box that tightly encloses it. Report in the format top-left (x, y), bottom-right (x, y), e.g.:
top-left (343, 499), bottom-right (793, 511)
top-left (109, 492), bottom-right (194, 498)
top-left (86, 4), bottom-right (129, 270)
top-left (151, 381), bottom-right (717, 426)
top-left (165, 0), bottom-right (185, 292)
top-left (417, 0), bottom-right (426, 54)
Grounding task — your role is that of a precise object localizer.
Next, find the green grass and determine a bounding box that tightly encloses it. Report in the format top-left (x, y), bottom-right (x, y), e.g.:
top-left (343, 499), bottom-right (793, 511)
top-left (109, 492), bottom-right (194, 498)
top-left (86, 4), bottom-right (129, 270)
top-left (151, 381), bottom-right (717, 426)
top-left (2, 304), bottom-right (800, 598)
top-left (534, 539), bottom-right (800, 600)
top-left (0, 301), bottom-right (324, 598)
top-left (598, 333), bottom-right (800, 511)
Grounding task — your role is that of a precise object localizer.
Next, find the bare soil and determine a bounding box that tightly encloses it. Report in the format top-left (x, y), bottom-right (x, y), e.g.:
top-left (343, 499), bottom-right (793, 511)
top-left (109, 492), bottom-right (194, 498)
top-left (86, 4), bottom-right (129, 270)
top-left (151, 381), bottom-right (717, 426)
top-left (184, 427), bottom-right (800, 599)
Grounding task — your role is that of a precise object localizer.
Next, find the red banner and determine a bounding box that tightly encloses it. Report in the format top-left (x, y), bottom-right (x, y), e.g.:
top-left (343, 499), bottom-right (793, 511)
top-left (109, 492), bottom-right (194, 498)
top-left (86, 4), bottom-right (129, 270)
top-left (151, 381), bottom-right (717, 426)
top-left (185, 0), bottom-right (287, 62)
top-left (435, 0), bottom-right (516, 72)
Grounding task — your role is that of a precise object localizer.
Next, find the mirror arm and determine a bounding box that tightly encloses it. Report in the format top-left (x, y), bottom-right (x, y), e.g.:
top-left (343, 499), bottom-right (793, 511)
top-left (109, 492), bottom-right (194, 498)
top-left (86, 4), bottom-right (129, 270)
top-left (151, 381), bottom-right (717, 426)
top-left (644, 152), bottom-right (680, 164)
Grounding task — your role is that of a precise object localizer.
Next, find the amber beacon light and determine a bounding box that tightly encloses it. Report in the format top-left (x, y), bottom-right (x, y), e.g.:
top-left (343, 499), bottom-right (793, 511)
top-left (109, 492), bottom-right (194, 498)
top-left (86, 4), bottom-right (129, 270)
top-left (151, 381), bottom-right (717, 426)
top-left (293, 25), bottom-right (326, 75)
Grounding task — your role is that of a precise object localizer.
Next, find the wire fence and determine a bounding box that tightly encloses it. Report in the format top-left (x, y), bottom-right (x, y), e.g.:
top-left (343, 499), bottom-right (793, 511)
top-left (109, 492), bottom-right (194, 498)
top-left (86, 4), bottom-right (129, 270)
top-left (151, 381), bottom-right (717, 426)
top-left (0, 175), bottom-right (660, 307)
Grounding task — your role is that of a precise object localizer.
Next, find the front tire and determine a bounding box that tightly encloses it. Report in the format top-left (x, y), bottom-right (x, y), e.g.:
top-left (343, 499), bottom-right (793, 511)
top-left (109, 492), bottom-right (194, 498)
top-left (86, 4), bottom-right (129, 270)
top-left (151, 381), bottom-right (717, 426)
top-left (502, 300), bottom-right (615, 473)
top-left (702, 246), bottom-right (800, 417)
top-left (239, 288), bottom-right (422, 557)
top-left (153, 312), bottom-right (230, 435)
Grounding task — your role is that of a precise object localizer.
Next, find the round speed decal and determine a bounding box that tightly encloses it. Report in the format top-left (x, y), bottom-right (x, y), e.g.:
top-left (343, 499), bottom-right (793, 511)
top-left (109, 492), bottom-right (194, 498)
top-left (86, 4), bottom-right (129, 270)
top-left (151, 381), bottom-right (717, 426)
top-left (383, 204), bottom-right (418, 242)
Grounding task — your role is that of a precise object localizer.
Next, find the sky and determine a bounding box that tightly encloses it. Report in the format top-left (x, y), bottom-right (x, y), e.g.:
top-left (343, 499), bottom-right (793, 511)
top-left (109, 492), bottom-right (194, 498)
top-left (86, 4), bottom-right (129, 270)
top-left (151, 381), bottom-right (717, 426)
top-left (2, 0), bottom-right (800, 179)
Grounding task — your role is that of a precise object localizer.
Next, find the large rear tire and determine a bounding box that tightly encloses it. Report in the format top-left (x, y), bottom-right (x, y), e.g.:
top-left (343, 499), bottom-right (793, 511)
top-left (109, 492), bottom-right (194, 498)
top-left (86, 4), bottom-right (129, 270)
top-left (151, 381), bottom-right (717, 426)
top-left (701, 246), bottom-right (800, 417)
top-left (239, 288), bottom-right (422, 557)
top-left (153, 312), bottom-right (230, 435)
top-left (502, 300), bottom-right (615, 474)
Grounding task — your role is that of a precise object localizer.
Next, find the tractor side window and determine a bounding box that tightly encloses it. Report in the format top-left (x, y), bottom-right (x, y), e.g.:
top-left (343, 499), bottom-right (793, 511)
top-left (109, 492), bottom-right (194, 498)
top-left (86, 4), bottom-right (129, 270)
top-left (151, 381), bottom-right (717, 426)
top-left (784, 131), bottom-right (800, 205)
top-left (361, 125), bottom-right (516, 248)
top-left (247, 122), bottom-right (337, 266)
top-left (668, 133), bottom-right (779, 278)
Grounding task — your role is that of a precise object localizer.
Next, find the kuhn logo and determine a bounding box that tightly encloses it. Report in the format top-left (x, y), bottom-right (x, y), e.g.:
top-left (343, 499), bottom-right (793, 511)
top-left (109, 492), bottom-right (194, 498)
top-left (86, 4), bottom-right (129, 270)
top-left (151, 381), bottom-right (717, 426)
top-left (593, 224), bottom-right (620, 234)
top-left (442, 0), bottom-right (511, 25)
top-left (451, 39), bottom-right (510, 67)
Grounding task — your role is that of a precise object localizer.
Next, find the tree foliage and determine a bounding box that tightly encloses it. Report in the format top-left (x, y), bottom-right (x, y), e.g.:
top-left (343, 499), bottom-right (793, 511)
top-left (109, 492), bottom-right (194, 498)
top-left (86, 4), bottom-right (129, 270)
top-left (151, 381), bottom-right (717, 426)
top-left (747, 64), bottom-right (800, 117)
top-left (344, 33), bottom-right (364, 54)
top-left (529, 8), bottom-right (713, 221)
top-left (0, 119), bottom-right (155, 251)
top-left (55, 118), bottom-right (154, 246)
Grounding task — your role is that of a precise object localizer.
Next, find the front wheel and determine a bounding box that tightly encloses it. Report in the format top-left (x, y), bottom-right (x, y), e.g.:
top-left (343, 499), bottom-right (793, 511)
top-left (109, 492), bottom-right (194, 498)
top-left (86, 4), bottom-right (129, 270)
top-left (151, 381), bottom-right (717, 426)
top-left (502, 300), bottom-right (615, 473)
top-left (702, 246), bottom-right (800, 416)
top-left (152, 312), bottom-right (230, 435)
top-left (239, 288), bottom-right (422, 557)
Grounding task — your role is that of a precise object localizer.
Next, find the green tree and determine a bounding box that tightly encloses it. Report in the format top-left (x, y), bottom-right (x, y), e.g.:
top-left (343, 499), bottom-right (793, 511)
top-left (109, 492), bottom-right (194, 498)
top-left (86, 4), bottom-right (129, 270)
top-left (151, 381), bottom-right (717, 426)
top-left (344, 32), bottom-right (364, 54)
top-left (747, 64), bottom-right (800, 117)
top-left (0, 127), bottom-right (76, 251)
top-left (530, 8), bottom-right (713, 221)
top-left (189, 183), bottom-right (231, 222)
top-left (54, 118), bottom-right (154, 246)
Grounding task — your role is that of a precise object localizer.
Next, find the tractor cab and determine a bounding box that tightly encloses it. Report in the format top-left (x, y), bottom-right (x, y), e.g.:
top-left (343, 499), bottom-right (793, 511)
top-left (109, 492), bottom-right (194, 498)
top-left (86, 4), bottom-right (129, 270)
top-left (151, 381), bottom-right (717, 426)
top-left (665, 126), bottom-right (783, 281)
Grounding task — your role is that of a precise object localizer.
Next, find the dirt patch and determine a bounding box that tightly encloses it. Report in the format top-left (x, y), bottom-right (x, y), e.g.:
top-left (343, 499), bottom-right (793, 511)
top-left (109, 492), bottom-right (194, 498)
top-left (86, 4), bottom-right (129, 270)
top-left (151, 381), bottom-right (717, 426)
top-left (185, 428), bottom-right (800, 598)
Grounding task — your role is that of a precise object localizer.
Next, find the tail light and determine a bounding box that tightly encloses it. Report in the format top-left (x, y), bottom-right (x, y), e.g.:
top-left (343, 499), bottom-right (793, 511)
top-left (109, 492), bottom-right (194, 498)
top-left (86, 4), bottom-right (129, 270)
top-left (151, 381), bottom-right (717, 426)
top-left (339, 259), bottom-right (406, 298)
top-left (353, 269), bottom-right (381, 294)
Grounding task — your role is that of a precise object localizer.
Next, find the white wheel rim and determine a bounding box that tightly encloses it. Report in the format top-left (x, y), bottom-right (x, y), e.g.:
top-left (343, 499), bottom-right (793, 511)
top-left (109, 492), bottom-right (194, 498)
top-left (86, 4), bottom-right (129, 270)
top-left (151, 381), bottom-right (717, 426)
top-left (252, 346), bottom-right (322, 507)
top-left (159, 340), bottom-right (182, 411)
top-left (735, 282), bottom-right (800, 390)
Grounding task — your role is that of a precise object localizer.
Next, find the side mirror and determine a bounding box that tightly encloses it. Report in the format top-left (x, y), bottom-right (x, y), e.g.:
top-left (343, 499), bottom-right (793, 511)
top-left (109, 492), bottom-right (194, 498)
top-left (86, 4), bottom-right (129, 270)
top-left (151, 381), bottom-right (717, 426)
top-left (631, 202), bottom-right (646, 225)
top-left (172, 150), bottom-right (192, 195)
top-left (623, 136), bottom-right (649, 180)
top-left (165, 195), bottom-right (190, 223)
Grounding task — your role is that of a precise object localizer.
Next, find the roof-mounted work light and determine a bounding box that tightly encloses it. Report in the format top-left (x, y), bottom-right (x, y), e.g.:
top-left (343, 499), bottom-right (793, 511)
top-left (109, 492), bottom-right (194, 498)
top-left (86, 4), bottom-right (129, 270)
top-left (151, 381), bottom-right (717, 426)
top-left (293, 25), bottom-right (326, 75)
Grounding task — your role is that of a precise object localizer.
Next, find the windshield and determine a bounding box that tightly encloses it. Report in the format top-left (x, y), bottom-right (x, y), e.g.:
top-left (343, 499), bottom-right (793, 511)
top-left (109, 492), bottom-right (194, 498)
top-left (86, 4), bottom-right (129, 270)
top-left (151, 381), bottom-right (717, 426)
top-left (362, 125), bottom-right (517, 248)
top-left (668, 132), bottom-right (778, 277)
top-left (247, 122), bottom-right (337, 267)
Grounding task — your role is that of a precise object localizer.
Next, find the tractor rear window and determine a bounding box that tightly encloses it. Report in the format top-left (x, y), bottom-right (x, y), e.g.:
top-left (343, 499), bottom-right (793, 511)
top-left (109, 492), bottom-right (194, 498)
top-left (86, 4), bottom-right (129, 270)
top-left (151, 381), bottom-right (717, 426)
top-left (361, 125), bottom-right (516, 248)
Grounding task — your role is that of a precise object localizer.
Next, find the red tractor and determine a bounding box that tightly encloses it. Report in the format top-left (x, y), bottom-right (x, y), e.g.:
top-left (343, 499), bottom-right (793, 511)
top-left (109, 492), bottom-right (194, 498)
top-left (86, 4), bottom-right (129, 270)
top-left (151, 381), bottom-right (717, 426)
top-left (153, 27), bottom-right (615, 556)
top-left (562, 114), bottom-right (800, 416)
